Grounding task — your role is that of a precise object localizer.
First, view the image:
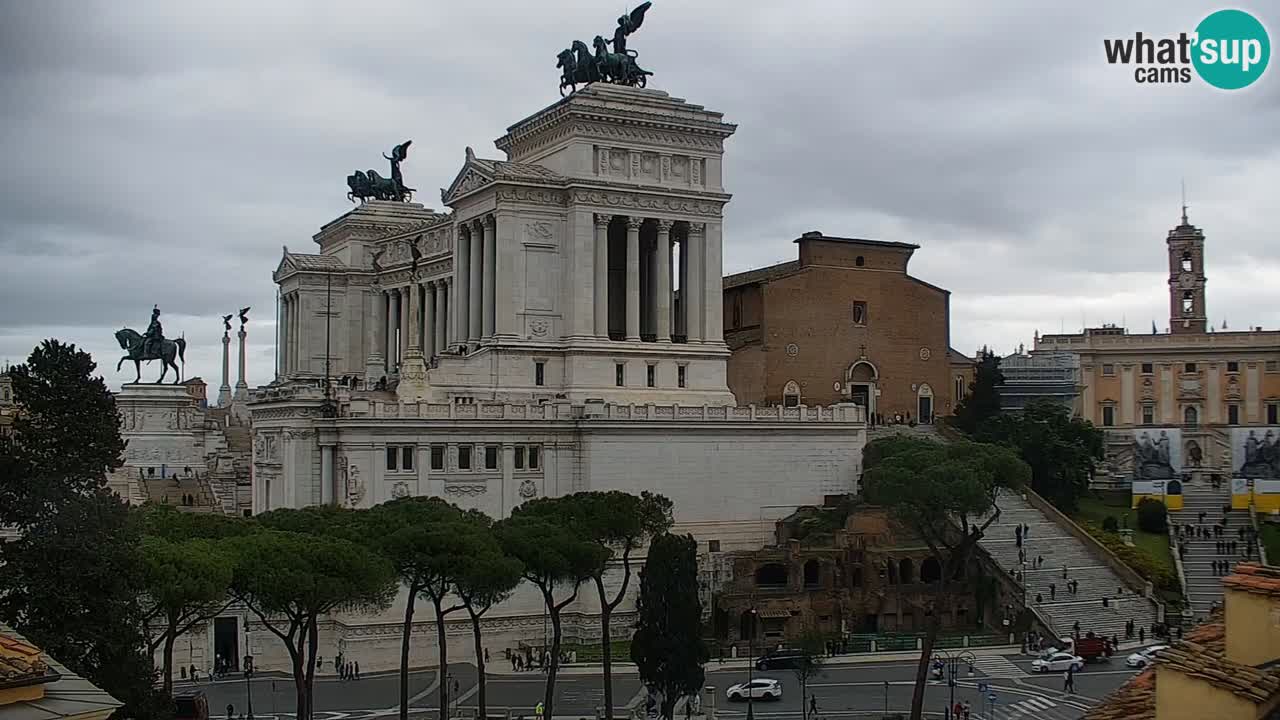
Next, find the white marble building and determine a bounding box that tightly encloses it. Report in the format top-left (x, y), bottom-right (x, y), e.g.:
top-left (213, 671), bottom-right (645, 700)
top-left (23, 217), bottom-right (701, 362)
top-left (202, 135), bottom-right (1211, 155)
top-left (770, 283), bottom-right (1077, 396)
top-left (235, 84), bottom-right (868, 673)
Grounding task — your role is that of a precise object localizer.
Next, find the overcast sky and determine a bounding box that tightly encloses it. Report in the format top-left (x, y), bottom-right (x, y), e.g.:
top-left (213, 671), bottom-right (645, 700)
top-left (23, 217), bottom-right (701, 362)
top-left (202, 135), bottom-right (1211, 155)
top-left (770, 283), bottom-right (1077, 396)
top-left (1, 1), bottom-right (1276, 390)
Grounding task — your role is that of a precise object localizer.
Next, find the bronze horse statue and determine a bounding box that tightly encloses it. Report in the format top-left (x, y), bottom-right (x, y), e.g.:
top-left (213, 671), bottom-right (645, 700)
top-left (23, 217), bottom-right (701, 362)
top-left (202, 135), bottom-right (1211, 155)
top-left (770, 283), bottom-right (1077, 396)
top-left (114, 328), bottom-right (186, 384)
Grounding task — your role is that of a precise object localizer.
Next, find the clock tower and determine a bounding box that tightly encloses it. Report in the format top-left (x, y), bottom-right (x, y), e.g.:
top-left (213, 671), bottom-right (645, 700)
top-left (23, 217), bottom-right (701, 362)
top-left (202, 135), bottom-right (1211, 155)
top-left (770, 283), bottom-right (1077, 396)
top-left (1167, 207), bottom-right (1207, 335)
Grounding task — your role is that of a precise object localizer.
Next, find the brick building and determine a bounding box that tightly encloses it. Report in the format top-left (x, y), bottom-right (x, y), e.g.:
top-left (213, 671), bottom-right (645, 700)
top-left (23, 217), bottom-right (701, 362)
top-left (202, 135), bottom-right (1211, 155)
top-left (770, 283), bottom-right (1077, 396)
top-left (723, 231), bottom-right (966, 422)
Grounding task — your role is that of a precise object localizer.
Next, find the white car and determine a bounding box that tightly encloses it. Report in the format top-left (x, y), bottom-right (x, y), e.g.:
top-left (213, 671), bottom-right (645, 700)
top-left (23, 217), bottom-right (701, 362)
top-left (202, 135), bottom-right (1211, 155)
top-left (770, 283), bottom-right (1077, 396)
top-left (1126, 645), bottom-right (1169, 668)
top-left (726, 678), bottom-right (783, 701)
top-left (1032, 652), bottom-right (1084, 673)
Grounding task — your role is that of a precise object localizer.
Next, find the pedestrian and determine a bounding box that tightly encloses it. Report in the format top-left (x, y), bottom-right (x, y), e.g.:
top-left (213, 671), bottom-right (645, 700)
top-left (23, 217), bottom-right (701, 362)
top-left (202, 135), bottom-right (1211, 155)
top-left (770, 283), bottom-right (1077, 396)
top-left (484, 647), bottom-right (490, 664)
top-left (1036, 593), bottom-right (1043, 605)
top-left (686, 698), bottom-right (694, 720)
top-left (1199, 511), bottom-right (1206, 524)
top-left (227, 704), bottom-right (235, 720)
top-left (1064, 667), bottom-right (1075, 694)
top-left (962, 700), bottom-right (972, 719)
top-left (317, 656), bottom-right (324, 671)
top-left (810, 695), bottom-right (818, 717)
top-left (354, 661), bottom-right (360, 680)
top-left (1050, 582), bottom-right (1056, 600)
top-left (536, 700), bottom-right (545, 720)
top-left (1139, 627), bottom-right (1145, 643)
top-left (953, 701), bottom-right (964, 720)
top-left (1063, 564), bottom-right (1069, 579)
top-left (1024, 522), bottom-right (1031, 538)
top-left (1239, 526), bottom-right (1246, 540)
top-left (1102, 596), bottom-right (1109, 608)
top-left (190, 664), bottom-right (198, 683)
top-left (1037, 555), bottom-right (1044, 568)
top-left (1073, 620), bottom-right (1081, 637)
top-left (1015, 525), bottom-right (1023, 548)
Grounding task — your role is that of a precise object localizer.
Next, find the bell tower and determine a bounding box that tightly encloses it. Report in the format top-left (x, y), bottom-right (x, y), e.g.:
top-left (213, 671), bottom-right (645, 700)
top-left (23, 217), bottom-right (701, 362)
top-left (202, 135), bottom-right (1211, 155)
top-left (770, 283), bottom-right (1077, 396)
top-left (1167, 206), bottom-right (1207, 334)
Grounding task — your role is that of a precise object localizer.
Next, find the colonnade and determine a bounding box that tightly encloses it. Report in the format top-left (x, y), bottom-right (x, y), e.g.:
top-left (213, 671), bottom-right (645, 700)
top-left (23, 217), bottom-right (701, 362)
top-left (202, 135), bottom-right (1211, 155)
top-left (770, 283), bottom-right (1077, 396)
top-left (593, 214), bottom-right (707, 343)
top-left (368, 278), bottom-right (451, 375)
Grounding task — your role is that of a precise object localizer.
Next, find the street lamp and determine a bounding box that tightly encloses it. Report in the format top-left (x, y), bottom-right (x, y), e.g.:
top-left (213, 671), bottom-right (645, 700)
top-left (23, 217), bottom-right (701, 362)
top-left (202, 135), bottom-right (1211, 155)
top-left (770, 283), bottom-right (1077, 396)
top-left (883, 680), bottom-right (889, 718)
top-left (242, 654), bottom-right (255, 720)
top-left (934, 649), bottom-right (975, 720)
top-left (444, 671), bottom-right (453, 716)
top-left (746, 607), bottom-right (757, 720)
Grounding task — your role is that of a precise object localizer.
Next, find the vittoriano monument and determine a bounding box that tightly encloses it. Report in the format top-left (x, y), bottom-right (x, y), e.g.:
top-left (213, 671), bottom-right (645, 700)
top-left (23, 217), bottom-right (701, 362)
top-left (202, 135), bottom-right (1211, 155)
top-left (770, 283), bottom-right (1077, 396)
top-left (557, 2), bottom-right (654, 95)
top-left (115, 305), bottom-right (187, 384)
top-left (347, 140), bottom-right (414, 203)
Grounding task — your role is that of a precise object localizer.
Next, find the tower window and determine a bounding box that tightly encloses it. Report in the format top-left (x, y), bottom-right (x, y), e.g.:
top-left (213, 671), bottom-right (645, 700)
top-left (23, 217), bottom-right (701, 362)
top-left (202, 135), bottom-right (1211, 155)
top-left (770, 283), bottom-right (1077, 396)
top-left (646, 364), bottom-right (656, 388)
top-left (615, 363), bottom-right (625, 387)
top-left (855, 256), bottom-right (865, 267)
top-left (678, 365), bottom-right (687, 388)
top-left (1181, 250), bottom-right (1192, 272)
top-left (1185, 362), bottom-right (1197, 373)
top-left (1141, 362), bottom-right (1153, 374)
top-left (535, 361), bottom-right (545, 386)
top-left (1227, 361), bottom-right (1239, 373)
top-left (1182, 291), bottom-right (1194, 314)
top-left (852, 301), bottom-right (868, 326)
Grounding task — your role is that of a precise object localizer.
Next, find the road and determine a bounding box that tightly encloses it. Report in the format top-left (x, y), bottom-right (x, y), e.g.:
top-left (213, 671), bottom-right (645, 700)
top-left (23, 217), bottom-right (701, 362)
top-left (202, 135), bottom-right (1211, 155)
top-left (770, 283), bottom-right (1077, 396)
top-left (189, 649), bottom-right (1144, 720)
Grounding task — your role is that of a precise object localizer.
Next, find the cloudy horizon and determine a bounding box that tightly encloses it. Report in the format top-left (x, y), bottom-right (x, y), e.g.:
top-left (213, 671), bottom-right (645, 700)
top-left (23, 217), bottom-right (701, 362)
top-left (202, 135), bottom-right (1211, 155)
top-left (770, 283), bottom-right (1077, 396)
top-left (1, 1), bottom-right (1276, 390)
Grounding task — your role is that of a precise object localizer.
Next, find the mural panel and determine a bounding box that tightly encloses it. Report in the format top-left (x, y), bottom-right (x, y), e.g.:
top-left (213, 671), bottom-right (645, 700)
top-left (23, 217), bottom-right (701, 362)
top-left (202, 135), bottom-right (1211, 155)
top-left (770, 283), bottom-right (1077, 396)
top-left (1131, 428), bottom-right (1182, 480)
top-left (1231, 427), bottom-right (1280, 480)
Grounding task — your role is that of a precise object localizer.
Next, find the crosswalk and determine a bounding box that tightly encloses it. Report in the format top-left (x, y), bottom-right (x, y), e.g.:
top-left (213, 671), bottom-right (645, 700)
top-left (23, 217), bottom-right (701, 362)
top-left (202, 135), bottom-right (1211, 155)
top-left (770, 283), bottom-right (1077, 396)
top-left (970, 654), bottom-right (1029, 678)
top-left (998, 695), bottom-right (1059, 717)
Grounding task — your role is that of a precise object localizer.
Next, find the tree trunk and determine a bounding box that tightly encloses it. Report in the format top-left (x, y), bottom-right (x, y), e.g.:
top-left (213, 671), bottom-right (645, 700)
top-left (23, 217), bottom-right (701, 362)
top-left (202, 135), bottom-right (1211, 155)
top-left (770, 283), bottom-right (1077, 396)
top-left (433, 597), bottom-right (450, 720)
top-left (595, 577), bottom-right (614, 720)
top-left (468, 608), bottom-right (487, 720)
top-left (799, 677), bottom-right (806, 720)
top-left (161, 618), bottom-right (177, 696)
top-left (305, 617), bottom-right (319, 720)
top-left (400, 587), bottom-right (419, 720)
top-left (544, 597), bottom-right (563, 718)
top-left (290, 645), bottom-right (309, 720)
top-left (910, 613), bottom-right (942, 720)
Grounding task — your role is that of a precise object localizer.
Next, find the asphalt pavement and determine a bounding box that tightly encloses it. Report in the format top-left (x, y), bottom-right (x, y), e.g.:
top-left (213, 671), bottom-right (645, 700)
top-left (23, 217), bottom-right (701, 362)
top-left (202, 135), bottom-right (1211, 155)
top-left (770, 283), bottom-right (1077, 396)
top-left (182, 648), bottom-right (1146, 720)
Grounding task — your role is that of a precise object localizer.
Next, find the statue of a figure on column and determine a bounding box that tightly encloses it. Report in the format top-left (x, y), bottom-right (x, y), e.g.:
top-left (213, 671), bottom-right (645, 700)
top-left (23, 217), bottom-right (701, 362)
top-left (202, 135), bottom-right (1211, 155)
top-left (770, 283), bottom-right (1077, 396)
top-left (238, 307), bottom-right (251, 327)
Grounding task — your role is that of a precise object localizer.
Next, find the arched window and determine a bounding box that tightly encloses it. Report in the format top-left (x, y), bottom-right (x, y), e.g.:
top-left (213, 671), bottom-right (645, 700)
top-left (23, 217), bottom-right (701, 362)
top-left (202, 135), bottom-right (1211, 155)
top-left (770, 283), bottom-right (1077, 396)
top-left (899, 558), bottom-right (914, 584)
top-left (1184, 405), bottom-right (1199, 426)
top-left (803, 559), bottom-right (820, 588)
top-left (921, 557), bottom-right (942, 584)
top-left (1181, 250), bottom-right (1192, 272)
top-left (755, 563), bottom-right (788, 587)
top-left (855, 255), bottom-right (865, 267)
top-left (1182, 290), bottom-right (1194, 314)
top-left (783, 380), bottom-right (801, 408)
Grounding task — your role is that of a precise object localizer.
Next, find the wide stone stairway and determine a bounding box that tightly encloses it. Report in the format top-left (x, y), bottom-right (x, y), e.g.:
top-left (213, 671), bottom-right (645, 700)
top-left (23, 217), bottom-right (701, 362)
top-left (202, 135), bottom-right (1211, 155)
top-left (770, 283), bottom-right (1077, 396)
top-left (144, 473), bottom-right (217, 513)
top-left (980, 491), bottom-right (1160, 641)
top-left (1178, 481), bottom-right (1254, 620)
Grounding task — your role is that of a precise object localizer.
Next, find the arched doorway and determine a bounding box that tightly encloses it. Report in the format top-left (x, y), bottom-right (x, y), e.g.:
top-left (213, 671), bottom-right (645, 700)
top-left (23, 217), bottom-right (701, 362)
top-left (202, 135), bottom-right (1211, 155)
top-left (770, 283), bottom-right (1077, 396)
top-left (917, 383), bottom-right (935, 424)
top-left (847, 360), bottom-right (878, 416)
top-left (1184, 405), bottom-right (1199, 426)
top-left (803, 559), bottom-right (820, 588)
top-left (739, 610), bottom-right (758, 640)
top-left (783, 380), bottom-right (801, 408)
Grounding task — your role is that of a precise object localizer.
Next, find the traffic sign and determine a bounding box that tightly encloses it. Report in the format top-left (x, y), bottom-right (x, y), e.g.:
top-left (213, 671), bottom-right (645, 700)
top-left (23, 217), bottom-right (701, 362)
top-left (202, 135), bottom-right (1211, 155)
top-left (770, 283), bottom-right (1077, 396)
top-left (988, 694), bottom-right (997, 703)
top-left (977, 682), bottom-right (988, 692)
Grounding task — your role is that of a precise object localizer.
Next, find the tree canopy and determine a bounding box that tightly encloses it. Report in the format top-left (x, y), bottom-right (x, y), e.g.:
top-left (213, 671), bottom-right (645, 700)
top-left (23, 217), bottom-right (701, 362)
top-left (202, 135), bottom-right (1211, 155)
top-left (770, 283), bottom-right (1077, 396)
top-left (630, 533), bottom-right (707, 720)
top-left (952, 349), bottom-right (1004, 434)
top-left (976, 399), bottom-right (1103, 512)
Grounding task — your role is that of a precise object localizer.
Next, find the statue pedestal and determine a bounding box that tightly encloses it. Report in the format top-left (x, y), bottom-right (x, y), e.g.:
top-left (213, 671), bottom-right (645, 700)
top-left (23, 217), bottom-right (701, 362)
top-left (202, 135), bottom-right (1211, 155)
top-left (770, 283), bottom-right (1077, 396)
top-left (113, 384), bottom-right (210, 499)
top-left (396, 351), bottom-right (430, 402)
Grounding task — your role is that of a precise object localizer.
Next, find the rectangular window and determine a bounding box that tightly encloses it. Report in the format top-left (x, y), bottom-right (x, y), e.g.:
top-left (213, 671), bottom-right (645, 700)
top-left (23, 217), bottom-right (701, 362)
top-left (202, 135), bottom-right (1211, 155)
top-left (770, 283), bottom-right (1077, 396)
top-left (1228, 404), bottom-right (1240, 425)
top-left (852, 301), bottom-right (868, 326)
top-left (647, 365), bottom-right (656, 388)
top-left (485, 446), bottom-right (499, 470)
top-left (401, 447), bottom-right (414, 471)
top-left (615, 363), bottom-right (625, 387)
top-left (535, 361), bottom-right (545, 386)
top-left (458, 445), bottom-right (472, 470)
top-left (678, 365), bottom-right (687, 388)
top-left (1269, 404), bottom-right (1279, 425)
top-left (1268, 360), bottom-right (1279, 373)
top-left (529, 446), bottom-right (540, 470)
top-left (708, 540), bottom-right (721, 553)
top-left (1102, 364), bottom-right (1115, 376)
top-left (514, 446), bottom-right (526, 469)
top-left (1185, 362), bottom-right (1197, 373)
top-left (1227, 361), bottom-right (1240, 373)
top-left (1142, 405), bottom-right (1154, 425)
top-left (1102, 406), bottom-right (1115, 427)
top-left (386, 447), bottom-right (398, 471)
top-left (430, 445), bottom-right (445, 471)
top-left (1141, 362), bottom-right (1154, 374)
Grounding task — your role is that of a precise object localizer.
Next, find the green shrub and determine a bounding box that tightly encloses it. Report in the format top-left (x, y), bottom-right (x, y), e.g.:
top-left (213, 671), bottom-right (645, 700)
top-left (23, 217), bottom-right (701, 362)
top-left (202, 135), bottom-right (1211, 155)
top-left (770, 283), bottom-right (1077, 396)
top-left (1102, 516), bottom-right (1120, 533)
top-left (1136, 498), bottom-right (1168, 534)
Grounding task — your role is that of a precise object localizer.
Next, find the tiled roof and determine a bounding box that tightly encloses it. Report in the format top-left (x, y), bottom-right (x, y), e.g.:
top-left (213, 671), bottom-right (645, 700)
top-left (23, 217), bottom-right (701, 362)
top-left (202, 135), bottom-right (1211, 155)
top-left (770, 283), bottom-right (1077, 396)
top-left (1223, 563), bottom-right (1280, 598)
top-left (286, 253), bottom-right (346, 272)
top-left (723, 260), bottom-right (801, 290)
top-left (0, 625), bottom-right (121, 720)
top-left (0, 633), bottom-right (47, 683)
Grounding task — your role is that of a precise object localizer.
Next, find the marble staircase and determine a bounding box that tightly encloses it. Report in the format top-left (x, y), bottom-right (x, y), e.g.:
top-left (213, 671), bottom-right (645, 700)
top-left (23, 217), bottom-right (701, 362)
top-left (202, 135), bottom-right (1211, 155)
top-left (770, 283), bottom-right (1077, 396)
top-left (981, 491), bottom-right (1160, 641)
top-left (1177, 480), bottom-right (1255, 620)
top-left (143, 473), bottom-right (217, 513)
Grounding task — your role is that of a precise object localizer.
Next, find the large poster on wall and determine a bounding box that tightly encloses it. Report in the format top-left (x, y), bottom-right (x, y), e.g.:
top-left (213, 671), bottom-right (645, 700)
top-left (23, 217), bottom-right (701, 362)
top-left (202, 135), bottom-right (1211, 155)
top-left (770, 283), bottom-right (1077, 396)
top-left (1230, 427), bottom-right (1280, 479)
top-left (1131, 428), bottom-right (1182, 480)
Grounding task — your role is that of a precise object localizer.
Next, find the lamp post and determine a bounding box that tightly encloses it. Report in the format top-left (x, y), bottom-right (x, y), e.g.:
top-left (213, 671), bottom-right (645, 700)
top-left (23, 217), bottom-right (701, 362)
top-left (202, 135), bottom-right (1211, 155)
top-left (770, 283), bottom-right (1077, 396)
top-left (746, 607), bottom-right (757, 720)
top-left (242, 654), bottom-right (255, 720)
top-left (883, 680), bottom-right (889, 718)
top-left (934, 649), bottom-right (975, 720)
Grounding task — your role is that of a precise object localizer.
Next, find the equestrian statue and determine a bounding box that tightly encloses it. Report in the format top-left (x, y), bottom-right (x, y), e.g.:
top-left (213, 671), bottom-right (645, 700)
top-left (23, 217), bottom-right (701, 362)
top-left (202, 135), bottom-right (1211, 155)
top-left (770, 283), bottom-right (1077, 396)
top-left (347, 140), bottom-right (415, 203)
top-left (558, 2), bottom-right (654, 96)
top-left (115, 305), bottom-right (187, 384)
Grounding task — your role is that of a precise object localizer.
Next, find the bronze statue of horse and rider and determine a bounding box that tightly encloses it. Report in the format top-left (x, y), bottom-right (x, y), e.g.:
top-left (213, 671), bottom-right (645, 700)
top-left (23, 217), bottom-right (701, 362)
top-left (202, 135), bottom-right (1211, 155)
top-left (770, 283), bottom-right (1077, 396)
top-left (557, 3), bottom-right (654, 96)
top-left (115, 306), bottom-right (186, 384)
top-left (347, 141), bottom-right (415, 203)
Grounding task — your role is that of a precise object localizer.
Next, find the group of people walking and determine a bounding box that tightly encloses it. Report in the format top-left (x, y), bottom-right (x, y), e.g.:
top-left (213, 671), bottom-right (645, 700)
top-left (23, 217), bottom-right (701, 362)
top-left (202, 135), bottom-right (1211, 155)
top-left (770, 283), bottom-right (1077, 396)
top-left (326, 654), bottom-right (360, 680)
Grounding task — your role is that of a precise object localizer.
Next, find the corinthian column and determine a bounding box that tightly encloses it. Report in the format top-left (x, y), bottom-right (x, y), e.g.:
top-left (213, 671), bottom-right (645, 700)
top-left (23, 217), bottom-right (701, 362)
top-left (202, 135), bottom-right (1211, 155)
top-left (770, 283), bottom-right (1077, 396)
top-left (483, 215), bottom-right (496, 338)
top-left (625, 216), bottom-right (643, 341)
top-left (218, 330), bottom-right (232, 406)
top-left (455, 225), bottom-right (470, 346)
top-left (437, 279), bottom-right (449, 350)
top-left (469, 219), bottom-right (483, 343)
top-left (685, 223), bottom-right (705, 343)
top-left (234, 323), bottom-right (248, 400)
top-left (655, 220), bottom-right (673, 343)
top-left (594, 215), bottom-right (610, 339)
top-left (366, 286), bottom-right (385, 382)
top-left (423, 281), bottom-right (436, 358)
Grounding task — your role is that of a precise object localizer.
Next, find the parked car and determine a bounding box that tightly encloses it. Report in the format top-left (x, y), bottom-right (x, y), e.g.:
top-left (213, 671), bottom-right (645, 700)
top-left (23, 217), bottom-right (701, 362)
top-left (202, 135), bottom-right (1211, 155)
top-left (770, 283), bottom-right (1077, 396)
top-left (1031, 652), bottom-right (1084, 673)
top-left (1126, 645), bottom-right (1169, 668)
top-left (726, 679), bottom-right (783, 701)
top-left (756, 648), bottom-right (806, 670)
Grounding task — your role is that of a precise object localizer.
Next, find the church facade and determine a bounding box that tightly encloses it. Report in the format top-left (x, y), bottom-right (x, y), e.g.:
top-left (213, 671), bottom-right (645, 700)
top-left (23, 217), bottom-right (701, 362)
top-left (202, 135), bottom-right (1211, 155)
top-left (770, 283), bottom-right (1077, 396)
top-left (239, 84), bottom-right (868, 672)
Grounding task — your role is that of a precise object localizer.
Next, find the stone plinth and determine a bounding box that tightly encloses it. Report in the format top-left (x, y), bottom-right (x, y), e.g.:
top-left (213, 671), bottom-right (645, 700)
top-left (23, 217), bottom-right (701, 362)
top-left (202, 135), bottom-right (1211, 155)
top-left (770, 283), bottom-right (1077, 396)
top-left (116, 384), bottom-right (207, 476)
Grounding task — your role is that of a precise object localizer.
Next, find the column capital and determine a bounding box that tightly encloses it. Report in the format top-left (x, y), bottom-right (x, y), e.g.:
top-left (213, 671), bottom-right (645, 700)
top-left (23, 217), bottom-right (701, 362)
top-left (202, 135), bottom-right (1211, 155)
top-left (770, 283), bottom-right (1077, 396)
top-left (656, 219), bottom-right (675, 232)
top-left (687, 222), bottom-right (706, 238)
top-left (625, 216), bottom-right (645, 230)
top-left (483, 214), bottom-right (496, 230)
top-left (471, 217), bottom-right (485, 233)
top-left (594, 213), bottom-right (612, 229)
top-left (456, 223), bottom-right (470, 239)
